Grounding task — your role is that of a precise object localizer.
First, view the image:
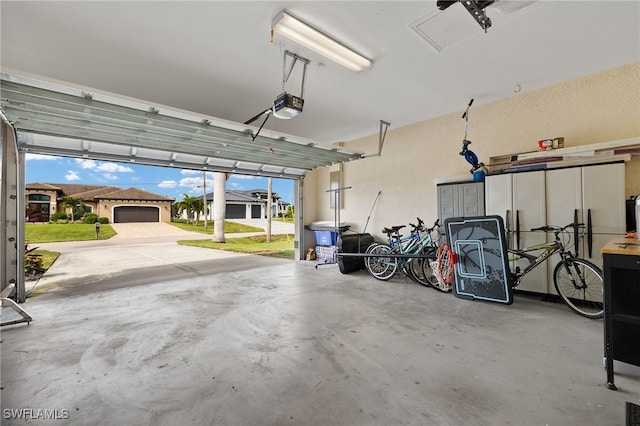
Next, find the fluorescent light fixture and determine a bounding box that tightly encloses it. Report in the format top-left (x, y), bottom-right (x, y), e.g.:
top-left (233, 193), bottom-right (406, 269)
top-left (272, 11), bottom-right (372, 72)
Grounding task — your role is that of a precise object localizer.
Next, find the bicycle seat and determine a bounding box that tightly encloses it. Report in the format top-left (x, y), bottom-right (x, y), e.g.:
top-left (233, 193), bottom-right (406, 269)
top-left (382, 225), bottom-right (405, 236)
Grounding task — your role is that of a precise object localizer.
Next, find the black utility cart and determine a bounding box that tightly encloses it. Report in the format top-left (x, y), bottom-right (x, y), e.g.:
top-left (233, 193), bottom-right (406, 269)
top-left (602, 237), bottom-right (640, 391)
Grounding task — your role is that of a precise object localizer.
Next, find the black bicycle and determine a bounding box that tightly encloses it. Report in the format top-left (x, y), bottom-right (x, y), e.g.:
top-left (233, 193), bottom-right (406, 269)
top-left (508, 223), bottom-right (604, 319)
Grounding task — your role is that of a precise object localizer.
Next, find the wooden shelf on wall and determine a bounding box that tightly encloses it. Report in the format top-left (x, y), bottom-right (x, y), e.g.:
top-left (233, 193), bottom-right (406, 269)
top-left (487, 136), bottom-right (640, 173)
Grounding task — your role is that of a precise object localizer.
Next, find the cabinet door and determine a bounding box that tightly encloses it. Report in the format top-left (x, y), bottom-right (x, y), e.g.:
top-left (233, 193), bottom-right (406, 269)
top-left (512, 171), bottom-right (546, 233)
top-left (485, 174), bottom-right (513, 249)
top-left (513, 231), bottom-right (548, 294)
top-left (545, 167), bottom-right (582, 293)
top-left (460, 182), bottom-right (485, 217)
top-left (485, 173), bottom-right (512, 220)
top-left (546, 167), bottom-right (583, 229)
top-left (512, 171), bottom-right (548, 293)
top-left (582, 162), bottom-right (625, 266)
top-left (437, 184), bottom-right (458, 224)
top-left (582, 163), bottom-right (625, 235)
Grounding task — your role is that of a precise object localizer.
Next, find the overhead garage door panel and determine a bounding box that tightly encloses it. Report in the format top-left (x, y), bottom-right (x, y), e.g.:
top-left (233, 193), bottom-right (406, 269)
top-left (225, 204), bottom-right (245, 219)
top-left (114, 206), bottom-right (159, 223)
top-left (251, 205), bottom-right (261, 219)
top-left (0, 73), bottom-right (364, 180)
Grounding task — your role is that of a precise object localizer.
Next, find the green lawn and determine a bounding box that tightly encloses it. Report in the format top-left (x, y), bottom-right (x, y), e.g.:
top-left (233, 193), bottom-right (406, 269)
top-left (31, 249), bottom-right (60, 269)
top-left (24, 249), bottom-right (61, 297)
top-left (178, 234), bottom-right (295, 259)
top-left (25, 249), bottom-right (60, 277)
top-left (26, 223), bottom-right (116, 243)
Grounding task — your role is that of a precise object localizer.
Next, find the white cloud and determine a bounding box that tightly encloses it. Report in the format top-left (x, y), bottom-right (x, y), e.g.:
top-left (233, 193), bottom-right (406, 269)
top-left (26, 154), bottom-right (58, 161)
top-left (96, 163), bottom-right (134, 173)
top-left (65, 171), bottom-right (80, 181)
top-left (181, 169), bottom-right (200, 175)
top-left (179, 177), bottom-right (205, 192)
top-left (158, 180), bottom-right (177, 189)
top-left (232, 174), bottom-right (257, 180)
top-left (75, 159), bottom-right (97, 169)
top-left (102, 173), bottom-right (118, 180)
top-left (72, 159), bottom-right (133, 174)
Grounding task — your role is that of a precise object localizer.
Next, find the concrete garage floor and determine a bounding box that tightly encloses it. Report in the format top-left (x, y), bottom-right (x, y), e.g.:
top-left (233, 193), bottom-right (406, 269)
top-left (2, 225), bottom-right (639, 425)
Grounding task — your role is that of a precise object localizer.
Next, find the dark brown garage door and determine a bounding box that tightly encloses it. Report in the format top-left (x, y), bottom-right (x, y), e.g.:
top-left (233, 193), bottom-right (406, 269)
top-left (113, 206), bottom-right (159, 223)
top-left (225, 204), bottom-right (245, 219)
top-left (251, 205), bottom-right (261, 219)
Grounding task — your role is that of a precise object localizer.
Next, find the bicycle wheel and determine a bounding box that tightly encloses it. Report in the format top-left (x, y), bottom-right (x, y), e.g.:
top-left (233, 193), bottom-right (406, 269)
top-left (406, 246), bottom-right (439, 289)
top-left (406, 257), bottom-right (424, 285)
top-left (365, 243), bottom-right (397, 281)
top-left (412, 257), bottom-right (441, 289)
top-left (553, 257), bottom-right (604, 319)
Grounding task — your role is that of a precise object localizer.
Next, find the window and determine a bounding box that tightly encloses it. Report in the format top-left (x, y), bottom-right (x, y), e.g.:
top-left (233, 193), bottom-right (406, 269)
top-left (28, 194), bottom-right (50, 202)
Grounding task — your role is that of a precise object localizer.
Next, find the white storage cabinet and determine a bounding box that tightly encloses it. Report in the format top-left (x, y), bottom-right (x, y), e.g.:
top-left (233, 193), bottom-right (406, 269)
top-left (485, 163), bottom-right (625, 295)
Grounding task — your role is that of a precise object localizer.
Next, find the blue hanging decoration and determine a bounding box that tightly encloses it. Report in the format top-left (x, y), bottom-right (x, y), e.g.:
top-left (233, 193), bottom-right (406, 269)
top-left (459, 99), bottom-right (486, 177)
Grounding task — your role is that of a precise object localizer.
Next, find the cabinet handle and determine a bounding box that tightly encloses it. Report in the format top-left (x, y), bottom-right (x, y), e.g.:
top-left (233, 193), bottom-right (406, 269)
top-left (505, 209), bottom-right (511, 248)
top-left (574, 209), bottom-right (579, 256)
top-left (516, 210), bottom-right (521, 250)
top-left (587, 209), bottom-right (593, 258)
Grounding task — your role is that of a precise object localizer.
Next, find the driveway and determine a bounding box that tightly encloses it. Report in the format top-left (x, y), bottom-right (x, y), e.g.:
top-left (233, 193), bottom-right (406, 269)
top-left (109, 222), bottom-right (207, 239)
top-left (109, 219), bottom-right (294, 239)
top-left (30, 220), bottom-right (294, 295)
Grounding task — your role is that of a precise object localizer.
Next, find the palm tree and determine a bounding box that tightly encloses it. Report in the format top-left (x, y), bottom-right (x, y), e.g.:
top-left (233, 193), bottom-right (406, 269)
top-left (192, 197), bottom-right (204, 226)
top-left (174, 194), bottom-right (200, 224)
top-left (60, 196), bottom-right (84, 221)
top-left (212, 172), bottom-right (227, 243)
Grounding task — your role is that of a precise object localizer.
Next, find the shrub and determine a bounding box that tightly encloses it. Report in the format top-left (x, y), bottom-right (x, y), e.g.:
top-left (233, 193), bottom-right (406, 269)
top-left (98, 217), bottom-right (109, 224)
top-left (50, 211), bottom-right (68, 222)
top-left (24, 254), bottom-right (45, 277)
top-left (82, 212), bottom-right (98, 224)
top-left (283, 206), bottom-right (295, 219)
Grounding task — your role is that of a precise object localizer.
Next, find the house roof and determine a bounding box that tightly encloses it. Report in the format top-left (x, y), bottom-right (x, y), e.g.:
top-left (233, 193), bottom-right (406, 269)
top-left (96, 187), bottom-right (174, 202)
top-left (26, 182), bottom-right (174, 202)
top-left (23, 182), bottom-right (62, 191)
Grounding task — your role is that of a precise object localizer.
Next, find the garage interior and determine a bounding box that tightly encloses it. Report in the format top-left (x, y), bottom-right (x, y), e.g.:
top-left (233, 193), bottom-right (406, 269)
top-left (1, 1), bottom-right (640, 425)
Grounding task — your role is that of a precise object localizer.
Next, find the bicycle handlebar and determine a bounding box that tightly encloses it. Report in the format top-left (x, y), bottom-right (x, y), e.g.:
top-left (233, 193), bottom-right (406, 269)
top-left (410, 218), bottom-right (440, 234)
top-left (426, 218), bottom-right (440, 234)
top-left (386, 218), bottom-right (439, 236)
top-left (409, 217), bottom-right (425, 233)
top-left (530, 223), bottom-right (585, 233)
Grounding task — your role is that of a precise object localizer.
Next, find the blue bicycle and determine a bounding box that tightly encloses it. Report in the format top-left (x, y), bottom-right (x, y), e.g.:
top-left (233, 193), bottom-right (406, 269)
top-left (364, 218), bottom-right (442, 289)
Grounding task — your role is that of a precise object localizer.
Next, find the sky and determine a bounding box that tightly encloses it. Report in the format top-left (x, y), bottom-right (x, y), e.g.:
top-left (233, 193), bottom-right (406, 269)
top-left (25, 154), bottom-right (295, 205)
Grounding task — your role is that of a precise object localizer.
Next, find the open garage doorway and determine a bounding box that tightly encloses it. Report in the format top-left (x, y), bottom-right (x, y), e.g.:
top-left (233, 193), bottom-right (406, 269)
top-left (1, 72), bottom-right (361, 301)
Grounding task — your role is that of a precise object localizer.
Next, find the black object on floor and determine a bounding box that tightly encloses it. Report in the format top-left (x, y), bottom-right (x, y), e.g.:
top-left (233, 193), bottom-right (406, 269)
top-left (337, 233), bottom-right (374, 274)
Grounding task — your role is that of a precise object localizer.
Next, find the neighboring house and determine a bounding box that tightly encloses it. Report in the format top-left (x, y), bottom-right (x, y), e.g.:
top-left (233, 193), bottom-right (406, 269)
top-left (198, 189), bottom-right (290, 220)
top-left (25, 183), bottom-right (175, 223)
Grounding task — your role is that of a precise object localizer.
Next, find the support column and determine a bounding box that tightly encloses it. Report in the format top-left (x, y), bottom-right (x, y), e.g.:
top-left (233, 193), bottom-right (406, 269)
top-left (294, 178), bottom-right (304, 260)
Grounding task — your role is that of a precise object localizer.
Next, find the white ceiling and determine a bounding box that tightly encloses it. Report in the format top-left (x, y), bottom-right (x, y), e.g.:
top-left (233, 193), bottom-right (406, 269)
top-left (1, 1), bottom-right (639, 146)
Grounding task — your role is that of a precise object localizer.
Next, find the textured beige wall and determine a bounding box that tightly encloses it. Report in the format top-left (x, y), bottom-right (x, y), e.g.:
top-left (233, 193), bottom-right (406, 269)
top-left (304, 62), bottom-right (640, 240)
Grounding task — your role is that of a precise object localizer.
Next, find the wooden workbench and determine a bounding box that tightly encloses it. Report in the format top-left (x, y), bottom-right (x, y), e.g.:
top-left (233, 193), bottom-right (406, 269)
top-left (602, 237), bottom-right (640, 256)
